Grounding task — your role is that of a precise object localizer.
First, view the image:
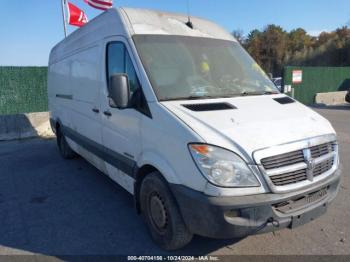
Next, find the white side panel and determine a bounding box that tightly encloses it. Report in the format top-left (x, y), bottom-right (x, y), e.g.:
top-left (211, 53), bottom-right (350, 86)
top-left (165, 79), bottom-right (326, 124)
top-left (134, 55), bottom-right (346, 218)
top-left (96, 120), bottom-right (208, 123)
top-left (68, 138), bottom-right (135, 195)
top-left (68, 45), bottom-right (103, 145)
top-left (70, 46), bottom-right (100, 103)
top-left (67, 138), bottom-right (108, 174)
top-left (48, 60), bottom-right (72, 99)
top-left (48, 59), bottom-right (73, 127)
top-left (105, 164), bottom-right (135, 194)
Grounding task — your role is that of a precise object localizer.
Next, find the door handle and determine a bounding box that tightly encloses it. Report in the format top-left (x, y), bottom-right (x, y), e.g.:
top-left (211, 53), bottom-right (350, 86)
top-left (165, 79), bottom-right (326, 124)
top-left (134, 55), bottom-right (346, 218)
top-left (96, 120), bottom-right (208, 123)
top-left (104, 111), bottom-right (112, 117)
top-left (92, 108), bottom-right (100, 113)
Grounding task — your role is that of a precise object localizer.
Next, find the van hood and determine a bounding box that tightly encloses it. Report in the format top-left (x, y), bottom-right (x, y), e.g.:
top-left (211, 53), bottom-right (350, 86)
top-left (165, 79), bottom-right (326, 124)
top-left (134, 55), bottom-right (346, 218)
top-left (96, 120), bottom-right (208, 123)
top-left (161, 95), bottom-right (335, 159)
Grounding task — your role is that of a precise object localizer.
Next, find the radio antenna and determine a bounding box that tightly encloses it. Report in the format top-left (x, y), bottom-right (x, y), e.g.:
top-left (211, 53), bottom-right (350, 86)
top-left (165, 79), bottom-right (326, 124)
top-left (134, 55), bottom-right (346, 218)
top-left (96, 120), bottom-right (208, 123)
top-left (185, 0), bottom-right (194, 29)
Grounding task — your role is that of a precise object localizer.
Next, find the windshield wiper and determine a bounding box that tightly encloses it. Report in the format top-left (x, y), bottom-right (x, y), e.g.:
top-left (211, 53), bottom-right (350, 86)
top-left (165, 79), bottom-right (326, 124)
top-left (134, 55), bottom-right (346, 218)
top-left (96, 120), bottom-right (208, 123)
top-left (161, 91), bottom-right (278, 101)
top-left (162, 95), bottom-right (221, 101)
top-left (240, 91), bottom-right (279, 96)
top-left (263, 91), bottom-right (280, 95)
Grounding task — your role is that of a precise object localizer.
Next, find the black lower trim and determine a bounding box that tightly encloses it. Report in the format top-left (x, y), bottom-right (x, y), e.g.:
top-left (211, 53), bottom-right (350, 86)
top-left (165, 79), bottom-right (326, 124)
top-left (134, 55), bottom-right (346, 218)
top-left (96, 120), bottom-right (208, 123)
top-left (56, 94), bottom-right (73, 100)
top-left (170, 174), bottom-right (340, 239)
top-left (61, 125), bottom-right (137, 178)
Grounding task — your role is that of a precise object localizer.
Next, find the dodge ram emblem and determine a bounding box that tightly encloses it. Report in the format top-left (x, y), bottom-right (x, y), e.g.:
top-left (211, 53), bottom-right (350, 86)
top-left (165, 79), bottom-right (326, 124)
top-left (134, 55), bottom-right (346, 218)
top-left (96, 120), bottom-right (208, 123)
top-left (307, 159), bottom-right (316, 170)
top-left (303, 149), bottom-right (315, 181)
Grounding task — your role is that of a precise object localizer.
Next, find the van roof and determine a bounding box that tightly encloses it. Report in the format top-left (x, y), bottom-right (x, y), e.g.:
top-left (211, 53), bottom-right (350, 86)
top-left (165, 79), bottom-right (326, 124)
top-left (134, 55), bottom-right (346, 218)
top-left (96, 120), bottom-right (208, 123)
top-left (121, 7), bottom-right (235, 40)
top-left (50, 7), bottom-right (236, 64)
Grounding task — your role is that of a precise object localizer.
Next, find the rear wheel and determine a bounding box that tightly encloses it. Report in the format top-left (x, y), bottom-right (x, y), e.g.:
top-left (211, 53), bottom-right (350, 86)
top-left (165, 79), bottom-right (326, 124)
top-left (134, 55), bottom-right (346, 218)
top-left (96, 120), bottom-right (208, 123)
top-left (140, 172), bottom-right (193, 251)
top-left (56, 127), bottom-right (77, 159)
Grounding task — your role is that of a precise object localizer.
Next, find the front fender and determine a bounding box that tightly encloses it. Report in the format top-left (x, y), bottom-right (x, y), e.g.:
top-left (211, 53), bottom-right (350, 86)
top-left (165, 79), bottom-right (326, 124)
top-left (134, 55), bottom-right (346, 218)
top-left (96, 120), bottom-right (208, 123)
top-left (137, 150), bottom-right (182, 185)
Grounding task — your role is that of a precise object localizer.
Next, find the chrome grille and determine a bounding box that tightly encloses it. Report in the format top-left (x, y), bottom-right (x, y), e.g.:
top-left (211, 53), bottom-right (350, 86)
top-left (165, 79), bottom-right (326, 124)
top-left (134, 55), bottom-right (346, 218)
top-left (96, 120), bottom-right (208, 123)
top-left (310, 142), bottom-right (334, 159)
top-left (270, 169), bottom-right (307, 186)
top-left (261, 150), bottom-right (304, 170)
top-left (314, 159), bottom-right (334, 177)
top-left (255, 135), bottom-right (338, 193)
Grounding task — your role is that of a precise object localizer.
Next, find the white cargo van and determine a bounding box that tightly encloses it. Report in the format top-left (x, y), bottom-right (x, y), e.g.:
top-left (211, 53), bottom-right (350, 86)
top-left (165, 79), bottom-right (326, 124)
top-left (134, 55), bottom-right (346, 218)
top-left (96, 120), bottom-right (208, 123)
top-left (48, 8), bottom-right (341, 250)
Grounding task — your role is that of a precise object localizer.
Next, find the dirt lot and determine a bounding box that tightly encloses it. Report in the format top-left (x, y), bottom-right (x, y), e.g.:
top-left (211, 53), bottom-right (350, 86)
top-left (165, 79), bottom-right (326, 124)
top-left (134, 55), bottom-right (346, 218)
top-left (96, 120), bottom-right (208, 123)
top-left (0, 106), bottom-right (349, 257)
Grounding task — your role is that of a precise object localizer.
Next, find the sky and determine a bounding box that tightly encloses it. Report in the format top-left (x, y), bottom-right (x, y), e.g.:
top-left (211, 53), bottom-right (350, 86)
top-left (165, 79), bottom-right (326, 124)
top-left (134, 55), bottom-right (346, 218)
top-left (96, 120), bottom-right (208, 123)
top-left (0, 0), bottom-right (349, 66)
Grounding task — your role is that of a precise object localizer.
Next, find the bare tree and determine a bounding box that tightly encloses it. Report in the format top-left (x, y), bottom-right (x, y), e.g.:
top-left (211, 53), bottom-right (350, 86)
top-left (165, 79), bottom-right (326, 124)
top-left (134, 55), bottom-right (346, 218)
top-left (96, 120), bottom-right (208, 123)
top-left (232, 29), bottom-right (245, 44)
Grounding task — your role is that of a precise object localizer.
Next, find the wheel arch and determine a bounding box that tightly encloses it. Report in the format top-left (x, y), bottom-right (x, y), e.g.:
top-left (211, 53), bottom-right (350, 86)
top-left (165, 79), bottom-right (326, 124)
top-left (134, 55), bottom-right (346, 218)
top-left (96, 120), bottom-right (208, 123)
top-left (52, 118), bottom-right (63, 134)
top-left (133, 157), bottom-right (181, 214)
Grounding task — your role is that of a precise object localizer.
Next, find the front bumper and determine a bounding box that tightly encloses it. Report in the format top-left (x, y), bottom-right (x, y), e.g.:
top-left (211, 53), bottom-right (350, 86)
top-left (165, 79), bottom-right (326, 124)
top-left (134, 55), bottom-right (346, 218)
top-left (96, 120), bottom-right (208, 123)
top-left (170, 169), bottom-right (341, 239)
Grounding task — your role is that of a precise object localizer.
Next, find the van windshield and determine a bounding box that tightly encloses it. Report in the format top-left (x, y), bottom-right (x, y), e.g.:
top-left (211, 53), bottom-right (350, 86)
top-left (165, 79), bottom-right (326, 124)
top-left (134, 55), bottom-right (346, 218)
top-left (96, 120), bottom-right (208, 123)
top-left (133, 35), bottom-right (278, 101)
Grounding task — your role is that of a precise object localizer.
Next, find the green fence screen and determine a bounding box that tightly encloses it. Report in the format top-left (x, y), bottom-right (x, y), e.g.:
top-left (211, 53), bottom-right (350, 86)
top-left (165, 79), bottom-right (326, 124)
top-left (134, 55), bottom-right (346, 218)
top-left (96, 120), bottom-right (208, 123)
top-left (283, 66), bottom-right (350, 105)
top-left (0, 67), bottom-right (48, 115)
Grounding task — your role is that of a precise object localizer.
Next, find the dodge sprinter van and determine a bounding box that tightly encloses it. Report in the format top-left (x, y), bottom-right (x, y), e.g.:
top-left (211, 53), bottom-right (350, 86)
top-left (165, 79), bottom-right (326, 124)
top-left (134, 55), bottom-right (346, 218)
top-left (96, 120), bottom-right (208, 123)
top-left (48, 8), bottom-right (341, 250)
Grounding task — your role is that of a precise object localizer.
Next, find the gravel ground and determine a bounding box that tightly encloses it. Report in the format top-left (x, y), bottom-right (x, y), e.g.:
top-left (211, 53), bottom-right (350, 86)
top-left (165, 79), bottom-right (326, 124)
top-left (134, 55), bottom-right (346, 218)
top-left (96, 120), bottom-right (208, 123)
top-left (0, 106), bottom-right (349, 257)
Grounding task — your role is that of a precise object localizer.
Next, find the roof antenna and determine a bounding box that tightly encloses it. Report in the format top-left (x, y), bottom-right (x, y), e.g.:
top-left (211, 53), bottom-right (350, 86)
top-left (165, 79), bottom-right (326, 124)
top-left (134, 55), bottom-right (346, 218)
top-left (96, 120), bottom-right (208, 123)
top-left (185, 0), bottom-right (194, 29)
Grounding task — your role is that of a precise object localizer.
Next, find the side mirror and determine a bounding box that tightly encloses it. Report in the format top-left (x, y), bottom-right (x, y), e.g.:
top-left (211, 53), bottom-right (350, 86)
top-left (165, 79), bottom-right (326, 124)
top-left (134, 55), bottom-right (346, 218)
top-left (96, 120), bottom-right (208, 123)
top-left (108, 74), bottom-right (130, 109)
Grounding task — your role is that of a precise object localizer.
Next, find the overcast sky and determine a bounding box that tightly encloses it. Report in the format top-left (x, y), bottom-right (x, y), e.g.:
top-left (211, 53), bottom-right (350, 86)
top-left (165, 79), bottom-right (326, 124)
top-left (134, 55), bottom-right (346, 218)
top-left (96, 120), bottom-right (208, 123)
top-left (0, 0), bottom-right (349, 66)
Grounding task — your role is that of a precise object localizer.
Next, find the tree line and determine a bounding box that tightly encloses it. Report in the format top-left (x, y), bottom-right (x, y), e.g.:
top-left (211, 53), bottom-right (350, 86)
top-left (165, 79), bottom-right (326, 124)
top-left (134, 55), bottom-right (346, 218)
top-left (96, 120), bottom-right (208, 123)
top-left (233, 25), bottom-right (350, 77)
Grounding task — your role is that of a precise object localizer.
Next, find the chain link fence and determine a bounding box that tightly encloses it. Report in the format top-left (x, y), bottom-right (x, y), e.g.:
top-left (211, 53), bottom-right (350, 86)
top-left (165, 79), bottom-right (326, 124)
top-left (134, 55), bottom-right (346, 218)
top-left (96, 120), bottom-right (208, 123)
top-left (0, 67), bottom-right (48, 115)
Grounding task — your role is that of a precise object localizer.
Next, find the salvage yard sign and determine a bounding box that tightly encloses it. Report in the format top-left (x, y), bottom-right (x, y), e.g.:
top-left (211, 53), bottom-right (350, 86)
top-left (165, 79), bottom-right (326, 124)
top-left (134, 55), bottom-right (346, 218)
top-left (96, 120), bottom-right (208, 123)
top-left (292, 70), bottom-right (303, 84)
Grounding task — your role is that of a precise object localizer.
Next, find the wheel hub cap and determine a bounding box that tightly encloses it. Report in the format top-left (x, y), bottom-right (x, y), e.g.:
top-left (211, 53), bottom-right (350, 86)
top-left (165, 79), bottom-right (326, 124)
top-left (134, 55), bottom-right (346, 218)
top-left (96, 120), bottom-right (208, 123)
top-left (150, 194), bottom-right (167, 230)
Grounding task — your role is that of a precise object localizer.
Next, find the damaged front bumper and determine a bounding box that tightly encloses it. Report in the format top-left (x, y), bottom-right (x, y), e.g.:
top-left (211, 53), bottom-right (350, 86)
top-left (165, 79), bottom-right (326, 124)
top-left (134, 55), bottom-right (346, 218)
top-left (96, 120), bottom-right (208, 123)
top-left (170, 169), bottom-right (341, 239)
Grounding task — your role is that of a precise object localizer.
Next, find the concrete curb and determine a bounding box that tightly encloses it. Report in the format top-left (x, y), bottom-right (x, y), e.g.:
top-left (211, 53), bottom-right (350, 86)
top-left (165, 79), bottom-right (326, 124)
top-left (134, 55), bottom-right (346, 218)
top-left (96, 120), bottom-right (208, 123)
top-left (0, 112), bottom-right (55, 141)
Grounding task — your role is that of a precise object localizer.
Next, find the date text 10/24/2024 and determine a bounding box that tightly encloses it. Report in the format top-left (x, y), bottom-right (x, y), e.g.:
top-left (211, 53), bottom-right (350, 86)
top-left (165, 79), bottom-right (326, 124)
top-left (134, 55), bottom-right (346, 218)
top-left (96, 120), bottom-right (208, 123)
top-left (127, 256), bottom-right (220, 261)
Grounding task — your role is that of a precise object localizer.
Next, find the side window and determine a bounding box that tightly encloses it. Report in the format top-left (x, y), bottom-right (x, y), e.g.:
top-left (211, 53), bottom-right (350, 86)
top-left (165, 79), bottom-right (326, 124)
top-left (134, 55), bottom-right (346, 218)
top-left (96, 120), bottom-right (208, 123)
top-left (125, 52), bottom-right (141, 93)
top-left (107, 42), bottom-right (141, 96)
top-left (107, 42), bottom-right (124, 78)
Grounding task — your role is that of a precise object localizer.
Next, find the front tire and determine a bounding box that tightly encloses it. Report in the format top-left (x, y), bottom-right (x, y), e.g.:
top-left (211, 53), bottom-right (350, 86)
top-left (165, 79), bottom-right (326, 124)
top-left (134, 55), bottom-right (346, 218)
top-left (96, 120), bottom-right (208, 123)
top-left (56, 127), bottom-right (77, 159)
top-left (140, 172), bottom-right (193, 251)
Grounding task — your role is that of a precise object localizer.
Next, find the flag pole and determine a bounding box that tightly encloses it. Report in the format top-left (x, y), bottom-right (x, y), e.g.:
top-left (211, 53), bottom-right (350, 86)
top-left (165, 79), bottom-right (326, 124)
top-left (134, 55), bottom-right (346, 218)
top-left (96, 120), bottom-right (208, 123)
top-left (61, 0), bottom-right (67, 38)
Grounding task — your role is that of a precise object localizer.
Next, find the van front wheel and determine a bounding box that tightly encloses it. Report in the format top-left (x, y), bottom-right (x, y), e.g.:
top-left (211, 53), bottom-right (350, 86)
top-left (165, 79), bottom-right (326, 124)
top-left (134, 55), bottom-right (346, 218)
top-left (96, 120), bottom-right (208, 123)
top-left (57, 128), bottom-right (77, 159)
top-left (140, 172), bottom-right (193, 251)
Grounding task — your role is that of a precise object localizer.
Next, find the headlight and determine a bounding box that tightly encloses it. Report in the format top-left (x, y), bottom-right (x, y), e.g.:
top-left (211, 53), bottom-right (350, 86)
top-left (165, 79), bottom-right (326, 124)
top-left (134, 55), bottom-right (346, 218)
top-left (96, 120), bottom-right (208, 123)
top-left (189, 144), bottom-right (260, 188)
